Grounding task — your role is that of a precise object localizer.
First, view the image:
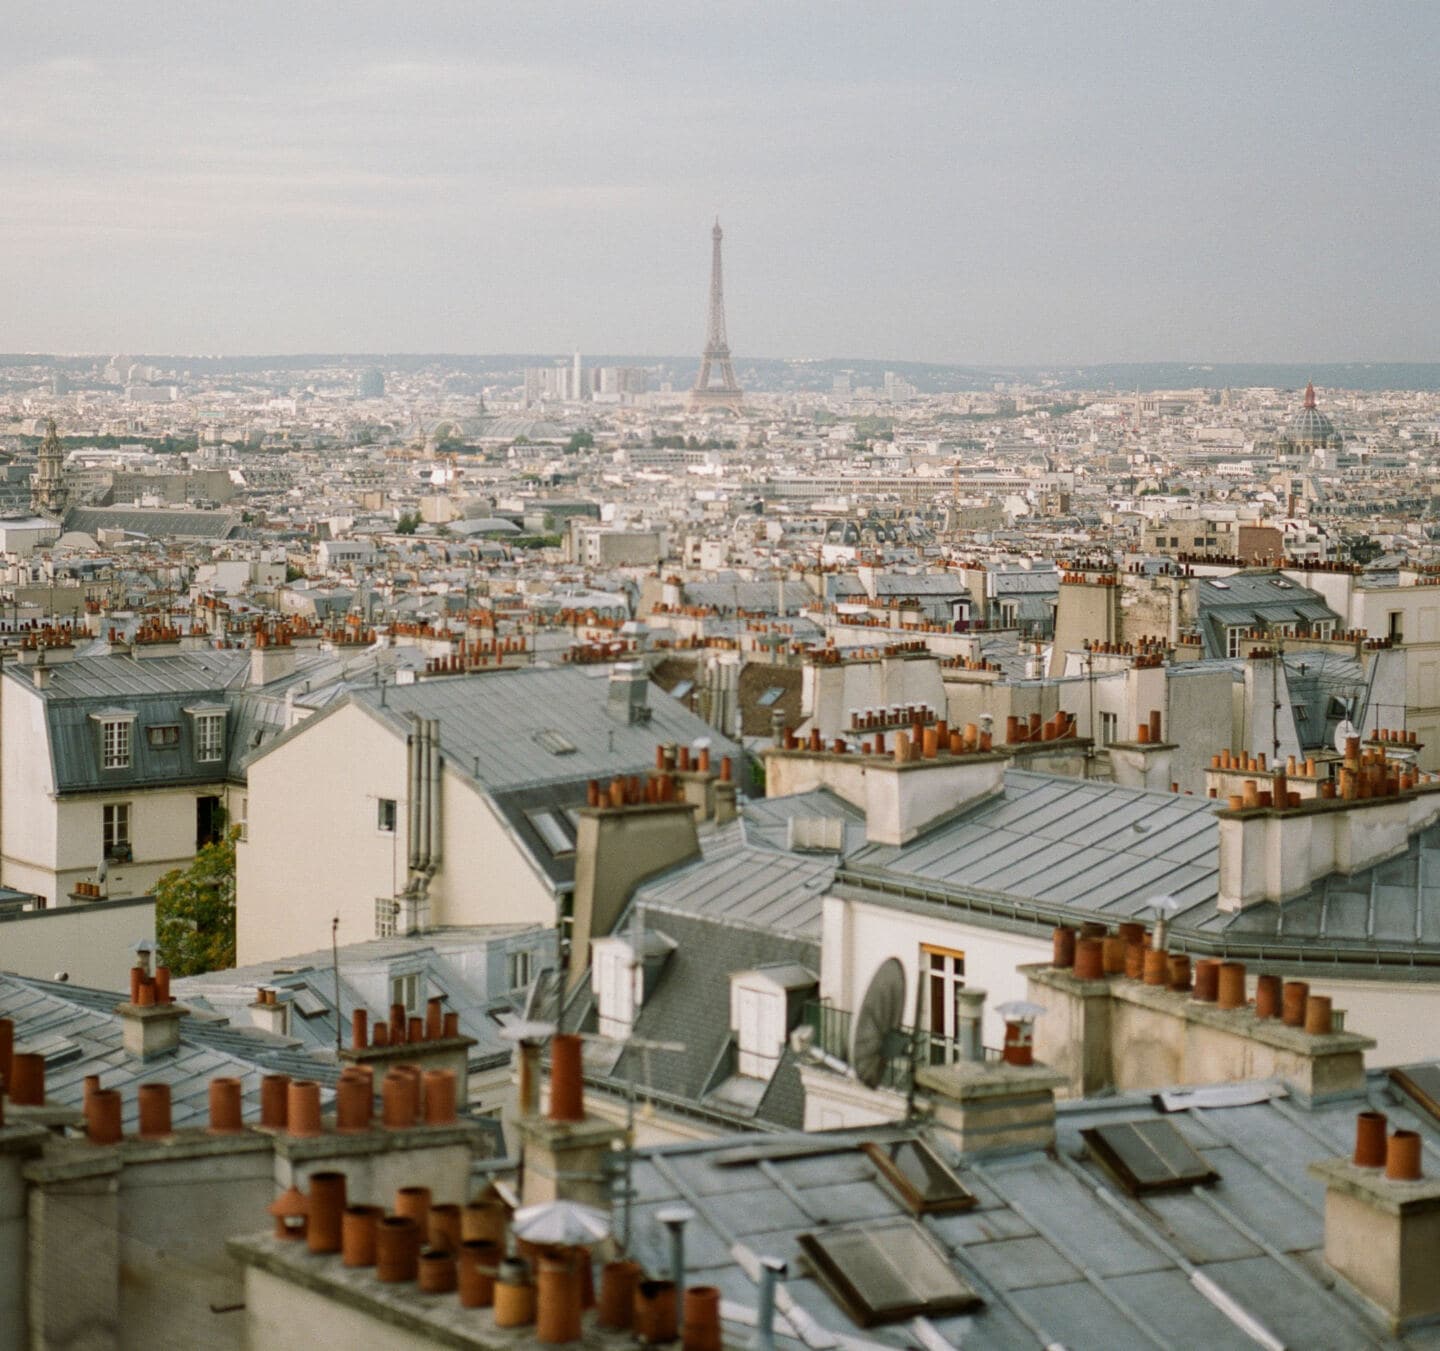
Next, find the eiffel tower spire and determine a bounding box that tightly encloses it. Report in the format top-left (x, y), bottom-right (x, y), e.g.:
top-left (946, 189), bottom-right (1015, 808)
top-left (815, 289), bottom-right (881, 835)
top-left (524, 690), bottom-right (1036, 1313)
top-left (688, 219), bottom-right (744, 414)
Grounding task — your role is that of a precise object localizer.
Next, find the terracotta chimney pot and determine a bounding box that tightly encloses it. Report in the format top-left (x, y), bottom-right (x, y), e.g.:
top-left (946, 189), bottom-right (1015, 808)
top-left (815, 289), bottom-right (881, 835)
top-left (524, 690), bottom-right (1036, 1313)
top-left (683, 1286), bottom-right (722, 1351)
top-left (1354, 1111), bottom-right (1388, 1168)
top-left (128, 966), bottom-right (144, 1004)
top-left (425, 997), bottom-right (444, 1041)
top-left (286, 1080), bottom-right (323, 1137)
top-left (423, 1069), bottom-right (457, 1125)
top-left (1281, 980), bottom-right (1310, 1027)
top-left (1142, 948), bottom-right (1168, 986)
top-left (597, 1259), bottom-right (643, 1329)
top-left (86, 1088), bottom-right (123, 1144)
top-left (634, 1280), bottom-right (678, 1344)
top-left (208, 1076), bottom-right (244, 1133)
top-left (1167, 954), bottom-right (1191, 992)
top-left (375, 1215), bottom-right (420, 1283)
top-left (462, 1199), bottom-right (508, 1247)
top-left (1192, 959), bottom-right (1220, 1003)
top-left (419, 1248), bottom-right (459, 1294)
top-left (459, 1239), bottom-right (502, 1307)
top-left (9, 1051), bottom-right (44, 1106)
top-left (137, 1082), bottom-right (172, 1138)
top-left (335, 1073), bottom-right (372, 1132)
top-left (1051, 925), bottom-right (1077, 969)
top-left (495, 1261), bottom-right (537, 1327)
top-left (307, 1171), bottom-right (348, 1255)
top-left (1254, 973), bottom-right (1282, 1019)
top-left (342, 1204), bottom-right (383, 1267)
top-left (1074, 937), bottom-right (1105, 981)
top-left (536, 1249), bottom-right (585, 1344)
top-left (154, 966), bottom-right (171, 1005)
top-left (351, 1008), bottom-right (368, 1050)
top-left (1124, 942), bottom-right (1145, 981)
top-left (1216, 962), bottom-right (1247, 1010)
top-left (260, 1074), bottom-right (289, 1128)
top-left (1101, 935), bottom-right (1127, 976)
top-left (549, 1034), bottom-right (585, 1122)
top-left (443, 1010), bottom-right (460, 1038)
top-left (1386, 1129), bottom-right (1424, 1182)
top-left (382, 1068), bottom-right (418, 1129)
top-left (1304, 994), bottom-right (1333, 1036)
top-left (408, 1016), bottom-right (424, 1045)
top-left (395, 1185), bottom-right (432, 1232)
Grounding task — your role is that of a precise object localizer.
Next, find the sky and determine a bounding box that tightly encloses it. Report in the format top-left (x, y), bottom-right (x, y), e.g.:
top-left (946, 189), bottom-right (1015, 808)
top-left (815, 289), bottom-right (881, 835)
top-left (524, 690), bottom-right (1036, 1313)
top-left (2, 3), bottom-right (1437, 363)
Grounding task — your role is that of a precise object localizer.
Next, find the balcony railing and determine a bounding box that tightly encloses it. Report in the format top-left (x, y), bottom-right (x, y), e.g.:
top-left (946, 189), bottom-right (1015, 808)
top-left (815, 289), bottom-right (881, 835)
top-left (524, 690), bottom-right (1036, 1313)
top-left (801, 1000), bottom-right (990, 1092)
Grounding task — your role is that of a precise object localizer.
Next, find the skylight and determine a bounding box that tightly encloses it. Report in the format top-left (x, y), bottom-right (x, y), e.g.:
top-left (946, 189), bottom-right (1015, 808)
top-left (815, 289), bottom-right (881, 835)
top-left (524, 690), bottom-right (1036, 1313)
top-left (1081, 1118), bottom-right (1219, 1195)
top-left (532, 728), bottom-right (576, 756)
top-left (526, 809), bottom-right (576, 856)
top-left (862, 1138), bottom-right (976, 1215)
top-left (1206, 579), bottom-right (1231, 590)
top-left (757, 686), bottom-right (786, 707)
top-left (798, 1218), bottom-right (982, 1327)
top-left (1390, 1064), bottom-right (1440, 1123)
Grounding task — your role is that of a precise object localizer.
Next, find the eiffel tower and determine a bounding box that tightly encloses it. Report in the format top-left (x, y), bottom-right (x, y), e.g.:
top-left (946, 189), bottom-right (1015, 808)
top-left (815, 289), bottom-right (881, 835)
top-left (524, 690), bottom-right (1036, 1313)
top-left (687, 219), bottom-right (744, 414)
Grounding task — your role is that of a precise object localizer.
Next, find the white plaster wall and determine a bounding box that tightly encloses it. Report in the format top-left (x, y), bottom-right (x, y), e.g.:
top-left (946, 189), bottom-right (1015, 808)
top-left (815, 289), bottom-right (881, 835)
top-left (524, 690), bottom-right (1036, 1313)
top-left (0, 898), bottom-right (154, 988)
top-left (237, 703), bottom-right (408, 964)
top-left (821, 895), bottom-right (1049, 1052)
top-left (1, 679), bottom-right (58, 891)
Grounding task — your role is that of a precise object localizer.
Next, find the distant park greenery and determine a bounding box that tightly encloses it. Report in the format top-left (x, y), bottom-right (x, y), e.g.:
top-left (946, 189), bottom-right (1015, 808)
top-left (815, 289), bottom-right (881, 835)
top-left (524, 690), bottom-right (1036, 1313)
top-left (155, 828), bottom-right (239, 976)
top-left (395, 511), bottom-right (422, 534)
top-left (565, 430), bottom-right (595, 453)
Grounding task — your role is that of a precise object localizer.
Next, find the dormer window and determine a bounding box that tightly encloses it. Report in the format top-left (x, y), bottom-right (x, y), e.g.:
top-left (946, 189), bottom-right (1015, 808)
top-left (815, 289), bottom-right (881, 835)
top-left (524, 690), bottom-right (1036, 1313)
top-left (104, 719), bottom-right (131, 769)
top-left (91, 710), bottom-right (138, 770)
top-left (186, 705), bottom-right (228, 764)
top-left (731, 964), bottom-right (818, 1080)
top-left (592, 938), bottom-right (639, 1040)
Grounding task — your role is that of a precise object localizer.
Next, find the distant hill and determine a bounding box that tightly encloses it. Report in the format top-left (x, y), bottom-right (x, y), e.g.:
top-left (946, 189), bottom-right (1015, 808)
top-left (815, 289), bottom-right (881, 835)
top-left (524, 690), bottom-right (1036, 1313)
top-left (3, 353), bottom-right (1438, 393)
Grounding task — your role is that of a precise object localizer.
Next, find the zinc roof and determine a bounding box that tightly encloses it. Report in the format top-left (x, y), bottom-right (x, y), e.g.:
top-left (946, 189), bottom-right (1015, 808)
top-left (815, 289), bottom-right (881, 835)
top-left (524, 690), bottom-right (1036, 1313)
top-left (346, 666), bottom-right (742, 793)
top-left (623, 1072), bottom-right (1437, 1350)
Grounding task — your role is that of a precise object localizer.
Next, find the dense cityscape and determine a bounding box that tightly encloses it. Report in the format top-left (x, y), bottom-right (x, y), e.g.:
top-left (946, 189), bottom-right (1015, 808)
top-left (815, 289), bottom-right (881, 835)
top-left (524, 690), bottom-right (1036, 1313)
top-left (6, 3), bottom-right (1440, 1348)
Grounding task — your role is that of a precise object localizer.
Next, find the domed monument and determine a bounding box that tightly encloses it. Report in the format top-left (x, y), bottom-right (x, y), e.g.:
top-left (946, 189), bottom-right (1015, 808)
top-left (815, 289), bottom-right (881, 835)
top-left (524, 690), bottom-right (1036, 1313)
top-left (1284, 381), bottom-right (1343, 449)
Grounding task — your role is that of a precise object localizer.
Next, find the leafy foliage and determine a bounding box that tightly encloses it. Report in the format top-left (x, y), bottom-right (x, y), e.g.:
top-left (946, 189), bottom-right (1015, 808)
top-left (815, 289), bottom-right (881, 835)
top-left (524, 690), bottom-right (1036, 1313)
top-left (155, 828), bottom-right (239, 976)
top-left (395, 510), bottom-right (422, 534)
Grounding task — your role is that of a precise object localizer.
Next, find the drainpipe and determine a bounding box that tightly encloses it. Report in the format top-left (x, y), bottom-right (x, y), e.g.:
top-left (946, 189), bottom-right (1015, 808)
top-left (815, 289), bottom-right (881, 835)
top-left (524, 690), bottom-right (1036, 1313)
top-left (656, 1205), bottom-right (695, 1327)
top-left (755, 1257), bottom-right (787, 1351)
top-left (406, 725), bottom-right (421, 874)
top-left (426, 718), bottom-right (442, 874)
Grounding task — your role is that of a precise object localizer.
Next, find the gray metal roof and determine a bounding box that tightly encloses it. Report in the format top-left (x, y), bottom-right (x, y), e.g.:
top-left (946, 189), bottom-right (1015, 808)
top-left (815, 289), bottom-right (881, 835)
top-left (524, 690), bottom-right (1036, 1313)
top-left (635, 827), bottom-right (833, 939)
top-left (622, 1071), bottom-right (1439, 1349)
top-left (344, 666), bottom-right (743, 793)
top-left (850, 771), bottom-right (1222, 925)
top-left (742, 789), bottom-right (869, 859)
top-left (62, 506), bottom-right (239, 540)
top-left (0, 972), bottom-right (340, 1132)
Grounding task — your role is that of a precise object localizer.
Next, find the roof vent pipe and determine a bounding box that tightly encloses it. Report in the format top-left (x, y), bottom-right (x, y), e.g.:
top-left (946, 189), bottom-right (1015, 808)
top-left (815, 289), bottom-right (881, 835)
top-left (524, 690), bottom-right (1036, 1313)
top-left (755, 1257), bottom-right (788, 1351)
top-left (426, 717), bottom-right (443, 872)
top-left (956, 988), bottom-right (987, 1063)
top-left (656, 1205), bottom-right (695, 1330)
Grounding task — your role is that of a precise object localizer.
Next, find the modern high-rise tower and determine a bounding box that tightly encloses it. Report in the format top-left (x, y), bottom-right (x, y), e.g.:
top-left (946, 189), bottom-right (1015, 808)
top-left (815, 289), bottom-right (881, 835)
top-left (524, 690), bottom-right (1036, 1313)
top-left (687, 219), bottom-right (744, 414)
top-left (31, 417), bottom-right (68, 518)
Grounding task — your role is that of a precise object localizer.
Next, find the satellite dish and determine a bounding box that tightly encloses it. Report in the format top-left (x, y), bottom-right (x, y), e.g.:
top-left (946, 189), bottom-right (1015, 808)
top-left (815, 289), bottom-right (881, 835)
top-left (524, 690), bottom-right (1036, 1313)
top-left (850, 958), bottom-right (908, 1089)
top-left (1333, 719), bottom-right (1358, 755)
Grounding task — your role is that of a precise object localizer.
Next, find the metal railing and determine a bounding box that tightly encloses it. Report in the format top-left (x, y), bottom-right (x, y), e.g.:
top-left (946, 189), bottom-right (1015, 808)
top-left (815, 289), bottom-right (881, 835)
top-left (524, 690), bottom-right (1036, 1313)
top-left (801, 1000), bottom-right (986, 1092)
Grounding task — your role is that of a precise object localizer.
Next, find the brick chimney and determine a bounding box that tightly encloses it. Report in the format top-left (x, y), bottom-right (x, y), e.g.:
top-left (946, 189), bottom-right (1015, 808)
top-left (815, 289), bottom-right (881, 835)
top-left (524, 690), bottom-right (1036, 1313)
top-left (1310, 1114), bottom-right (1440, 1333)
top-left (762, 736), bottom-right (1006, 846)
top-left (566, 794), bottom-right (700, 991)
top-left (116, 996), bottom-right (187, 1060)
top-left (516, 1033), bottom-right (625, 1210)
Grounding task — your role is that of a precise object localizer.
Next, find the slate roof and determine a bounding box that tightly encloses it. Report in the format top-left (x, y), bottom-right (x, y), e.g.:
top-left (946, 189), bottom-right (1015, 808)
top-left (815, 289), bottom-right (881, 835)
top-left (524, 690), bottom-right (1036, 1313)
top-left (0, 972), bottom-right (340, 1132)
top-left (1194, 571), bottom-right (1340, 658)
top-left (565, 908), bottom-right (818, 1132)
top-left (342, 666), bottom-right (743, 794)
top-left (623, 1072), bottom-right (1440, 1350)
top-left (683, 580), bottom-right (815, 615)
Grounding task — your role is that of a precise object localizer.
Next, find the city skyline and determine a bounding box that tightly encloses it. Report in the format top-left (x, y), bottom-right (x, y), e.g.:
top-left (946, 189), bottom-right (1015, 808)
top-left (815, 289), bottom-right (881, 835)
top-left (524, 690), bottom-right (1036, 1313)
top-left (3, 3), bottom-right (1438, 362)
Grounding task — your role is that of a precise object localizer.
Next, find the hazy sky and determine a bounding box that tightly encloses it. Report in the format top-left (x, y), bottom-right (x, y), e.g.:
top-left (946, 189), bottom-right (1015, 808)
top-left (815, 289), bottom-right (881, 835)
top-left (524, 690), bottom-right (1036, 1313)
top-left (3, 3), bottom-right (1436, 362)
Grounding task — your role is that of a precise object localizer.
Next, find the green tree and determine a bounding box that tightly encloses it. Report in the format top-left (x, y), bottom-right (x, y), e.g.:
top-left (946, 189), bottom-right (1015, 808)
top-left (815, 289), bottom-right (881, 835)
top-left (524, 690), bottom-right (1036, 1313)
top-left (565, 430), bottom-right (594, 453)
top-left (396, 511), bottom-right (421, 534)
top-left (155, 828), bottom-right (239, 976)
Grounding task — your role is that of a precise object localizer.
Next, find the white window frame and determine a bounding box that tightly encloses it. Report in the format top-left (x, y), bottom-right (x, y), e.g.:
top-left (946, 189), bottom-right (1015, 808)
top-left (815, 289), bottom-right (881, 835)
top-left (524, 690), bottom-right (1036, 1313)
top-left (1099, 711), bottom-right (1118, 747)
top-left (507, 948), bottom-right (534, 991)
top-left (731, 976), bottom-right (786, 1080)
top-left (377, 798), bottom-right (397, 833)
top-left (375, 897), bottom-right (397, 939)
top-left (103, 802), bottom-right (131, 859)
top-left (390, 971), bottom-right (420, 1012)
top-left (195, 712), bottom-right (225, 763)
top-left (592, 939), bottom-right (639, 1041)
top-left (1226, 626), bottom-right (1245, 659)
top-left (102, 718), bottom-right (132, 769)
